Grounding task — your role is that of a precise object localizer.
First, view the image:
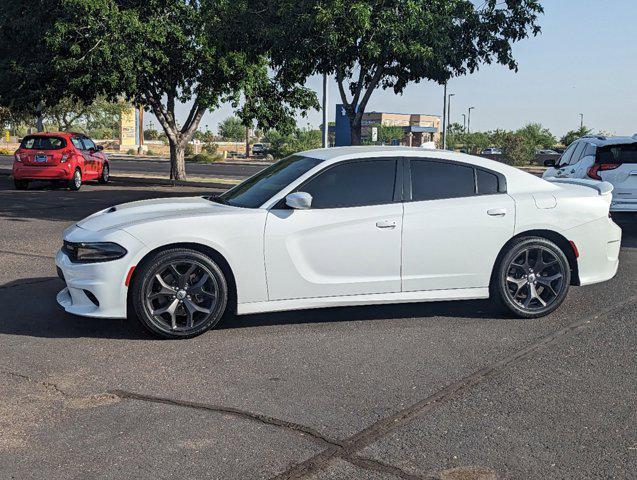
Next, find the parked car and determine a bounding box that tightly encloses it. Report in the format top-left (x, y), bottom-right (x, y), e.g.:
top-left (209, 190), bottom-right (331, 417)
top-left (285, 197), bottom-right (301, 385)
top-left (251, 143), bottom-right (266, 156)
top-left (542, 135), bottom-right (637, 212)
top-left (481, 147), bottom-right (503, 155)
top-left (536, 149), bottom-right (560, 156)
top-left (56, 147), bottom-right (621, 339)
top-left (13, 132), bottom-right (109, 191)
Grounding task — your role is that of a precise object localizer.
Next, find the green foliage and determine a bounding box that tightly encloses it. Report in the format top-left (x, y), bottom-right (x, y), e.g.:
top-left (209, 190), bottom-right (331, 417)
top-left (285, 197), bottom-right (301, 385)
top-left (374, 125), bottom-right (404, 144)
top-left (186, 152), bottom-right (222, 163)
top-left (560, 126), bottom-right (592, 147)
top-left (263, 128), bottom-right (322, 158)
top-left (144, 129), bottom-right (161, 141)
top-left (126, 148), bottom-right (137, 155)
top-left (202, 142), bottom-right (218, 155)
top-left (218, 117), bottom-right (245, 142)
top-left (263, 0), bottom-right (543, 144)
top-left (185, 143), bottom-right (194, 157)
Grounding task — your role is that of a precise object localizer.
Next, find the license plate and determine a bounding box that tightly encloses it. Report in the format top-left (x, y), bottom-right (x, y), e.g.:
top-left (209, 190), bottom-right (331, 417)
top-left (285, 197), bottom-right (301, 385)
top-left (35, 154), bottom-right (47, 163)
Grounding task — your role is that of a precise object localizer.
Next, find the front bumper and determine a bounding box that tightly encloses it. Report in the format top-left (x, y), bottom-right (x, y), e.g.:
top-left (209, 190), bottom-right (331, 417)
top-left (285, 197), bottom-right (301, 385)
top-left (13, 163), bottom-right (74, 180)
top-left (55, 227), bottom-right (146, 319)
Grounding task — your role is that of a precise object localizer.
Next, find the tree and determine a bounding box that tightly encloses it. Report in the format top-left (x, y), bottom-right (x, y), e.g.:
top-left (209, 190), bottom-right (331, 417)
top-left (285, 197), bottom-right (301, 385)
top-left (264, 0), bottom-right (543, 145)
top-left (561, 126), bottom-right (592, 147)
top-left (4, 0), bottom-right (317, 180)
top-left (375, 125), bottom-right (404, 144)
top-left (516, 123), bottom-right (556, 150)
top-left (218, 117), bottom-right (246, 142)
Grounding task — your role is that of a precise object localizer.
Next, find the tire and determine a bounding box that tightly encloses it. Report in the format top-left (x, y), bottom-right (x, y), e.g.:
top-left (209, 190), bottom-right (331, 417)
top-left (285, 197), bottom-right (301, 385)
top-left (14, 179), bottom-right (29, 190)
top-left (68, 168), bottom-right (82, 191)
top-left (131, 248), bottom-right (228, 339)
top-left (491, 236), bottom-right (571, 318)
top-left (98, 162), bottom-right (109, 184)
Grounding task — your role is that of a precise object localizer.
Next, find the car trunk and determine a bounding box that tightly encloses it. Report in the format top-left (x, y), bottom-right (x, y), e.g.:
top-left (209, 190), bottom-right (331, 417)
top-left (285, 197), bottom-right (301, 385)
top-left (597, 143), bottom-right (637, 202)
top-left (17, 135), bottom-right (69, 166)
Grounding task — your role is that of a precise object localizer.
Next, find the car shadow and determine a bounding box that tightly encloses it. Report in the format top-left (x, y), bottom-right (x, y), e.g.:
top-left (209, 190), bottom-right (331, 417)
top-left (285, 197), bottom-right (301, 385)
top-left (0, 276), bottom-right (505, 339)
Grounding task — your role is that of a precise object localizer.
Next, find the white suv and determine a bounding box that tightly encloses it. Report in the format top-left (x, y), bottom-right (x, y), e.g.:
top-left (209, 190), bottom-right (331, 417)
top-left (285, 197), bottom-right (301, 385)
top-left (543, 135), bottom-right (637, 212)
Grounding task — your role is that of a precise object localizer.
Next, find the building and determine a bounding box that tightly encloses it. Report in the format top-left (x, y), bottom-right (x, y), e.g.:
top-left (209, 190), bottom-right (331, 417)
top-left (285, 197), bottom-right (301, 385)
top-left (334, 105), bottom-right (441, 147)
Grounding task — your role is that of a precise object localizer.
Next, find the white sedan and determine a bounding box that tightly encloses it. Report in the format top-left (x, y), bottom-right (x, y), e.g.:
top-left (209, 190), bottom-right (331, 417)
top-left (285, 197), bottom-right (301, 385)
top-left (56, 147), bottom-right (622, 339)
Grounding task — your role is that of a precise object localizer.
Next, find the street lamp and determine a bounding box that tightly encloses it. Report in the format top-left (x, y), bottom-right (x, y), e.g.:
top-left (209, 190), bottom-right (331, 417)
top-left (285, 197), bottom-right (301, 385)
top-left (322, 73), bottom-right (329, 148)
top-left (462, 114), bottom-right (466, 132)
top-left (467, 107), bottom-right (475, 134)
top-left (442, 83), bottom-right (448, 149)
top-left (579, 113), bottom-right (584, 129)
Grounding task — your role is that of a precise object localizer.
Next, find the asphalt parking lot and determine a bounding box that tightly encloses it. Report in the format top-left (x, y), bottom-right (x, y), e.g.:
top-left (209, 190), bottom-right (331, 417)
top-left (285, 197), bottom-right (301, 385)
top-left (1, 176), bottom-right (635, 480)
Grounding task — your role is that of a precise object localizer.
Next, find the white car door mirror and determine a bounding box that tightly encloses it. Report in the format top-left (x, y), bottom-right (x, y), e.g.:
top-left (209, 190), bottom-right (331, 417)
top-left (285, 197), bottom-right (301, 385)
top-left (285, 192), bottom-right (313, 210)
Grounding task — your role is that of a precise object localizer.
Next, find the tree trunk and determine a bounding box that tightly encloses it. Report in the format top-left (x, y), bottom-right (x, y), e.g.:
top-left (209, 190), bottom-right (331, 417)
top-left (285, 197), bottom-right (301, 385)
top-left (350, 117), bottom-right (363, 145)
top-left (245, 126), bottom-right (250, 158)
top-left (36, 102), bottom-right (44, 132)
top-left (169, 139), bottom-right (187, 181)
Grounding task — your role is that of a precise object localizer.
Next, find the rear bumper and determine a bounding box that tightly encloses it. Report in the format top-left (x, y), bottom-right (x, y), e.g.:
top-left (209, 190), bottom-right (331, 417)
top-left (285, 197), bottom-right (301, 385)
top-left (566, 216), bottom-right (622, 286)
top-left (13, 163), bottom-right (74, 180)
top-left (610, 199), bottom-right (637, 212)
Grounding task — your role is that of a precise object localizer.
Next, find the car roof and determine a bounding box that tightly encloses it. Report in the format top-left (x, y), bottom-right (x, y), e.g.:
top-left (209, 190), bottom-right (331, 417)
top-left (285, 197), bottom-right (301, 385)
top-left (23, 131), bottom-right (74, 138)
top-left (576, 135), bottom-right (637, 147)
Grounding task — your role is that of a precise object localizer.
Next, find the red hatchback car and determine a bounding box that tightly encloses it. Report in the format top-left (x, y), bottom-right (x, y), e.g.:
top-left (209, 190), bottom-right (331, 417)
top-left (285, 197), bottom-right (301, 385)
top-left (13, 132), bottom-right (109, 190)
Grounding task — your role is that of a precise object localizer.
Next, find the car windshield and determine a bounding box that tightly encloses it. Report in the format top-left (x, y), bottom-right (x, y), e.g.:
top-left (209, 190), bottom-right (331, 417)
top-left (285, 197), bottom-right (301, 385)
top-left (20, 135), bottom-right (66, 150)
top-left (215, 155), bottom-right (323, 208)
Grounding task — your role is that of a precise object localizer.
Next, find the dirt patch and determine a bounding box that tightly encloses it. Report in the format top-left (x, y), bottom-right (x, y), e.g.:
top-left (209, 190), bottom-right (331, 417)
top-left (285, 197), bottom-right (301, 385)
top-left (439, 466), bottom-right (497, 480)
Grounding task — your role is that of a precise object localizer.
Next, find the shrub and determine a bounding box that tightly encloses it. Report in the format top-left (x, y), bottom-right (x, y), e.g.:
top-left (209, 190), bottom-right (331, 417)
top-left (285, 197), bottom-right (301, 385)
top-left (146, 149), bottom-right (156, 156)
top-left (0, 148), bottom-right (13, 155)
top-left (202, 142), bottom-right (218, 155)
top-left (185, 143), bottom-right (194, 156)
top-left (126, 148), bottom-right (137, 155)
top-left (186, 153), bottom-right (222, 163)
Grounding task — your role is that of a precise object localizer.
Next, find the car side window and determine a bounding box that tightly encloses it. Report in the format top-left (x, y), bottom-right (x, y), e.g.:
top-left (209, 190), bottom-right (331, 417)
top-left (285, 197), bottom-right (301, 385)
top-left (583, 143), bottom-right (597, 158)
top-left (299, 159), bottom-right (397, 209)
top-left (569, 142), bottom-right (587, 165)
top-left (559, 143), bottom-right (578, 167)
top-left (410, 160), bottom-right (476, 201)
top-left (71, 137), bottom-right (84, 149)
top-left (82, 137), bottom-right (97, 151)
top-left (476, 169), bottom-right (500, 195)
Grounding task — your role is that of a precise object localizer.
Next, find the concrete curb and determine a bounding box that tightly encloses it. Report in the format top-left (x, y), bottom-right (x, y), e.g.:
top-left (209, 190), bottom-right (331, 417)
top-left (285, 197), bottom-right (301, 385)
top-left (106, 154), bottom-right (273, 167)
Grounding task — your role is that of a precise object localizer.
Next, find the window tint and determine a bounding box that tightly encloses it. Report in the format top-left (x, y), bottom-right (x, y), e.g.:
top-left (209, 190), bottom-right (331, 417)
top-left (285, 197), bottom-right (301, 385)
top-left (559, 143), bottom-right (577, 166)
top-left (411, 160), bottom-right (475, 201)
top-left (597, 143), bottom-right (637, 164)
top-left (82, 137), bottom-right (96, 150)
top-left (219, 155), bottom-right (323, 208)
top-left (71, 137), bottom-right (84, 149)
top-left (569, 142), bottom-right (587, 165)
top-left (301, 159), bottom-right (396, 208)
top-left (476, 169), bottom-right (499, 195)
top-left (584, 143), bottom-right (597, 158)
top-left (19, 136), bottom-right (66, 150)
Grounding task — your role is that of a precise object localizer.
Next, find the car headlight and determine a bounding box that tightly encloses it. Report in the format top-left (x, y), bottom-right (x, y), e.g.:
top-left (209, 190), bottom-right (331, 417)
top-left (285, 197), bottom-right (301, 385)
top-left (62, 241), bottom-right (127, 263)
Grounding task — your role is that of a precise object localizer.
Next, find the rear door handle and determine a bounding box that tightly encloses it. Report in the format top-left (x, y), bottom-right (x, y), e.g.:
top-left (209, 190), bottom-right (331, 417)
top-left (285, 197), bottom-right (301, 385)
top-left (376, 220), bottom-right (397, 229)
top-left (487, 208), bottom-right (507, 217)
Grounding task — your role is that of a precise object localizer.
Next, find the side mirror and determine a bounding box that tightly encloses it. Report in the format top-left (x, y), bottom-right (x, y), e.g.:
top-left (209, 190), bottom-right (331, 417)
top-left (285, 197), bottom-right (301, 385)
top-left (285, 192), bottom-right (313, 210)
top-left (96, 145), bottom-right (104, 151)
top-left (543, 158), bottom-right (556, 167)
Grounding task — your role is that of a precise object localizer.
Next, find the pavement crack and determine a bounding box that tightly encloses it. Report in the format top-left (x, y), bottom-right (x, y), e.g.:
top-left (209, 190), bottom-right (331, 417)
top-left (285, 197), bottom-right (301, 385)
top-left (111, 389), bottom-right (343, 449)
top-left (1, 369), bottom-right (69, 396)
top-left (270, 294), bottom-right (637, 479)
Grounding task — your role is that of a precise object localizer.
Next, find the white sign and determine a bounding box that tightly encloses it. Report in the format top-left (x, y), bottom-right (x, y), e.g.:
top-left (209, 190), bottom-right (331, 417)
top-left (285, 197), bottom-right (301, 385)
top-left (371, 127), bottom-right (378, 142)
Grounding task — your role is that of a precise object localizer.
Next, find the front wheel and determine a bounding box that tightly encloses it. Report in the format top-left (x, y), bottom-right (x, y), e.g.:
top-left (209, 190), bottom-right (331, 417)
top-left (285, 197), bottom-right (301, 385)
top-left (68, 169), bottom-right (82, 191)
top-left (491, 237), bottom-right (571, 318)
top-left (98, 162), bottom-right (109, 184)
top-left (14, 179), bottom-right (29, 190)
top-left (131, 249), bottom-right (228, 339)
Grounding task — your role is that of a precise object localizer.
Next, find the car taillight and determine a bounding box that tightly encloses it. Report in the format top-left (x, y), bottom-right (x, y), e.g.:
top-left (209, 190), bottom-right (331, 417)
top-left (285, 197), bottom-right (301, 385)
top-left (587, 163), bottom-right (620, 180)
top-left (14, 153), bottom-right (22, 163)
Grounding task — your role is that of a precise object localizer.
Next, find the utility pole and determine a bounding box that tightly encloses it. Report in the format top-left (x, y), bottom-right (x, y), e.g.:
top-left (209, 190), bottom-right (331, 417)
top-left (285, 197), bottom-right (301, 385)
top-left (441, 83), bottom-right (448, 149)
top-left (322, 74), bottom-right (329, 148)
top-left (467, 107), bottom-right (475, 134)
top-left (579, 113), bottom-right (584, 129)
top-left (245, 125), bottom-right (250, 158)
top-left (462, 114), bottom-right (466, 132)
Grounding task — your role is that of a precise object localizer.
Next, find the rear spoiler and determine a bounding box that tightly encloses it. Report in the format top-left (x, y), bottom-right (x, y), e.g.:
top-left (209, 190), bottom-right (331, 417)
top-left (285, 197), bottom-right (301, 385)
top-left (547, 178), bottom-right (614, 195)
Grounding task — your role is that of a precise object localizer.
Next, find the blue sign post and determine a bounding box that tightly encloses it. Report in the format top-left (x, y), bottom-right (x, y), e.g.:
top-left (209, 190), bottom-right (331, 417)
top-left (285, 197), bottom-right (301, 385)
top-left (335, 104), bottom-right (352, 147)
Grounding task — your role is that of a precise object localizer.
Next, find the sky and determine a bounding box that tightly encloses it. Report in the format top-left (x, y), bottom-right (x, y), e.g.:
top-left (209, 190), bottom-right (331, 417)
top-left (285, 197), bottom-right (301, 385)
top-left (148, 0), bottom-right (637, 139)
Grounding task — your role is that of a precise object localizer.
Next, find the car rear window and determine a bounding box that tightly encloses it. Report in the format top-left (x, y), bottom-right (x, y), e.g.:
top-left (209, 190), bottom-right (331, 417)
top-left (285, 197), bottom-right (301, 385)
top-left (596, 143), bottom-right (637, 164)
top-left (20, 136), bottom-right (67, 150)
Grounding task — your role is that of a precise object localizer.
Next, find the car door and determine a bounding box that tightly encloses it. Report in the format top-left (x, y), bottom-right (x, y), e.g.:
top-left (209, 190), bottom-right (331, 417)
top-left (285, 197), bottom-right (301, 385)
top-left (401, 158), bottom-right (515, 292)
top-left (81, 136), bottom-right (98, 177)
top-left (264, 158), bottom-right (403, 300)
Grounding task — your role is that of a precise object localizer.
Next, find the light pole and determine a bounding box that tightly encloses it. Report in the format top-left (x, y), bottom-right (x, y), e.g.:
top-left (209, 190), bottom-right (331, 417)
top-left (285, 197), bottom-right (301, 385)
top-left (462, 114), bottom-right (466, 132)
top-left (322, 73), bottom-right (329, 148)
top-left (447, 93), bottom-right (455, 129)
top-left (442, 83), bottom-right (448, 149)
top-left (467, 107), bottom-right (475, 134)
top-left (579, 113), bottom-right (584, 129)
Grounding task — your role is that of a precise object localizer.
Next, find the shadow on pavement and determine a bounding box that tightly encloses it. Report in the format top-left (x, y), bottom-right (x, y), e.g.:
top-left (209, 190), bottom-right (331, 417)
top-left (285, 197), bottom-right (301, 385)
top-left (0, 276), bottom-right (504, 339)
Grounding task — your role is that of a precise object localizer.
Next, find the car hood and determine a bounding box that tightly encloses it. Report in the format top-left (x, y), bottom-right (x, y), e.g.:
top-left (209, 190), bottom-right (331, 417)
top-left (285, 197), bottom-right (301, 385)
top-left (76, 196), bottom-right (239, 232)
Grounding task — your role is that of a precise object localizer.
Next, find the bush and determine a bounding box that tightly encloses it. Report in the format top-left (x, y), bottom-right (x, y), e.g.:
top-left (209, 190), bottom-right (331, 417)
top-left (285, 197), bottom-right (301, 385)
top-left (126, 148), bottom-right (136, 155)
top-left (146, 149), bottom-right (156, 156)
top-left (0, 148), bottom-right (13, 155)
top-left (202, 142), bottom-right (218, 155)
top-left (185, 143), bottom-right (194, 156)
top-left (186, 153), bottom-right (222, 163)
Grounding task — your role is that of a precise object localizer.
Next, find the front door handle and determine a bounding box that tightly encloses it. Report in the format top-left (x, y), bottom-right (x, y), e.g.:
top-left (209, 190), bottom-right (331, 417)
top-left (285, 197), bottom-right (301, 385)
top-left (376, 220), bottom-right (397, 229)
top-left (487, 208), bottom-right (507, 217)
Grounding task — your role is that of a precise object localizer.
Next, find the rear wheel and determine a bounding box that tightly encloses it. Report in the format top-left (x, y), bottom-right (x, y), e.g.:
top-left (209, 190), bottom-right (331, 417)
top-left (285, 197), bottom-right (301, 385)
top-left (14, 179), bottom-right (29, 190)
top-left (491, 237), bottom-right (571, 318)
top-left (98, 162), bottom-right (109, 184)
top-left (68, 168), bottom-right (82, 191)
top-left (132, 249), bottom-right (228, 339)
